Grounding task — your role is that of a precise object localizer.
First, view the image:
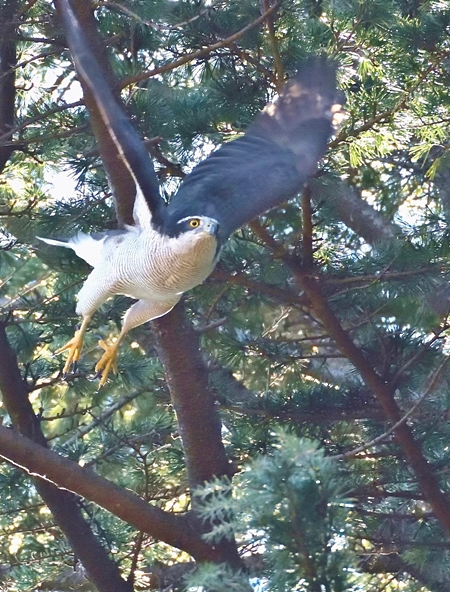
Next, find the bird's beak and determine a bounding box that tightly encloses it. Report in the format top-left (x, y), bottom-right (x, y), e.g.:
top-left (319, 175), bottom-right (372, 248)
top-left (207, 220), bottom-right (219, 236)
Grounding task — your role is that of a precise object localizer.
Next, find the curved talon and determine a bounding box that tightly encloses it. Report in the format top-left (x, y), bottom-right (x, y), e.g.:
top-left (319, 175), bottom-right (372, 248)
top-left (55, 329), bottom-right (84, 374)
top-left (55, 316), bottom-right (91, 376)
top-left (95, 338), bottom-right (120, 388)
top-left (86, 371), bottom-right (101, 383)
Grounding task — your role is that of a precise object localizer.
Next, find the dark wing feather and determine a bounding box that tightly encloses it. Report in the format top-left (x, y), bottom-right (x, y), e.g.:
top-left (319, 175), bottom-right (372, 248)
top-left (58, 0), bottom-right (164, 226)
top-left (166, 60), bottom-right (342, 242)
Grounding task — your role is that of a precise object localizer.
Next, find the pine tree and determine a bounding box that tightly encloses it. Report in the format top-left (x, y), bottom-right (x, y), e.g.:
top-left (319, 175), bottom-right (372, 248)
top-left (2, 0), bottom-right (450, 590)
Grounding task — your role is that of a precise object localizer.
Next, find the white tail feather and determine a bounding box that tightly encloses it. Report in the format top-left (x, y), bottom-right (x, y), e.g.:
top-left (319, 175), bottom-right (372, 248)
top-left (36, 236), bottom-right (70, 248)
top-left (37, 233), bottom-right (106, 268)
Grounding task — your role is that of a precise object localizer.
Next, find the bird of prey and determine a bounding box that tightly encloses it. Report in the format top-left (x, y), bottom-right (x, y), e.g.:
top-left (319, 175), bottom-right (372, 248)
top-left (39, 0), bottom-right (343, 387)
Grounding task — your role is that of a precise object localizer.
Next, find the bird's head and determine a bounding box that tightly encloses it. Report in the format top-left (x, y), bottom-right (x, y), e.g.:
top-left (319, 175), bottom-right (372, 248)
top-left (163, 215), bottom-right (221, 265)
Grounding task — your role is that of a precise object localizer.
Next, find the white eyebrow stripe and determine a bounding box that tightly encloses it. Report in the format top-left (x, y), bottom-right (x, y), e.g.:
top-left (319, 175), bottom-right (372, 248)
top-left (176, 216), bottom-right (220, 225)
top-left (177, 216), bottom-right (200, 225)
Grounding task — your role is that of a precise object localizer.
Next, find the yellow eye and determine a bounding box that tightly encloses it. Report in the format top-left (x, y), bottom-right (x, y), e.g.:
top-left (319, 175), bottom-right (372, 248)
top-left (189, 218), bottom-right (200, 228)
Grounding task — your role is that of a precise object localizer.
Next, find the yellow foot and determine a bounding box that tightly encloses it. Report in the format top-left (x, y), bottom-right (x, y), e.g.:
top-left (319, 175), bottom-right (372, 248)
top-left (95, 339), bottom-right (120, 388)
top-left (55, 329), bottom-right (85, 375)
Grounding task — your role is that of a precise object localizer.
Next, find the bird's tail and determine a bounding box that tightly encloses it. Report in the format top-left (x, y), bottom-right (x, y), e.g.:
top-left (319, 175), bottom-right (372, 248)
top-left (37, 232), bottom-right (108, 268)
top-left (36, 236), bottom-right (72, 248)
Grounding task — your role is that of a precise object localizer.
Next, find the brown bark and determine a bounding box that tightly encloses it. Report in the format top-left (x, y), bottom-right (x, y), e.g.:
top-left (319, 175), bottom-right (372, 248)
top-left (0, 0), bottom-right (19, 172)
top-left (153, 305), bottom-right (233, 489)
top-left (0, 423), bottom-right (225, 562)
top-left (310, 175), bottom-right (399, 246)
top-left (0, 323), bottom-right (133, 592)
top-left (0, 321), bottom-right (242, 564)
top-left (360, 552), bottom-right (449, 591)
top-left (53, 0), bottom-right (136, 226)
top-left (152, 304), bottom-right (242, 569)
top-left (119, 1), bottom-right (282, 89)
top-left (294, 263), bottom-right (450, 534)
top-left (250, 217), bottom-right (450, 535)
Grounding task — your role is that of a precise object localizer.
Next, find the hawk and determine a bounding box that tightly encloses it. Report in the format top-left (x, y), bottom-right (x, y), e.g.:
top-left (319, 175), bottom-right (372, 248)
top-left (39, 0), bottom-right (343, 386)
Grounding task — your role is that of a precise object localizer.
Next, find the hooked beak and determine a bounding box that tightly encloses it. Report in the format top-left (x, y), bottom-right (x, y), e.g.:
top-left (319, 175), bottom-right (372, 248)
top-left (206, 220), bottom-right (219, 236)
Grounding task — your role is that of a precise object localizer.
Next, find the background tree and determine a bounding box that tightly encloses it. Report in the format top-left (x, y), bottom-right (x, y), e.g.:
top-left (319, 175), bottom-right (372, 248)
top-left (1, 0), bottom-right (450, 590)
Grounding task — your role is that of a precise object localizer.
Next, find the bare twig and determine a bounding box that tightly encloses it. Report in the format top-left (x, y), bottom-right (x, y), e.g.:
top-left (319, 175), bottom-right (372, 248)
top-left (64, 389), bottom-right (145, 445)
top-left (0, 100), bottom-right (83, 145)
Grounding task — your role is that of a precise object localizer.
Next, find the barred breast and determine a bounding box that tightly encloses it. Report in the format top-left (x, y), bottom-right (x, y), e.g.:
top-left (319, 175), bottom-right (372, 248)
top-left (110, 228), bottom-right (218, 300)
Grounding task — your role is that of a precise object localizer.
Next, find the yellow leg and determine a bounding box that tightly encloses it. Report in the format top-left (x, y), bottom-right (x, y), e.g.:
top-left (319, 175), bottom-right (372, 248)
top-left (94, 337), bottom-right (123, 388)
top-left (55, 315), bottom-right (91, 375)
top-left (93, 297), bottom-right (179, 387)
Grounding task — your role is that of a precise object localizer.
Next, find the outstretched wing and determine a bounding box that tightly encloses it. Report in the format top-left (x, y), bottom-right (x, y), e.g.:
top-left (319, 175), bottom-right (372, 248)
top-left (57, 0), bottom-right (164, 227)
top-left (166, 60), bottom-right (343, 242)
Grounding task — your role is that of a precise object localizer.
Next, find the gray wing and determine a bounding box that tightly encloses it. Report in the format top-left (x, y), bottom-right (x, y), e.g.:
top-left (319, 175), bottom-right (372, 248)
top-left (166, 59), bottom-right (343, 242)
top-left (57, 0), bottom-right (164, 227)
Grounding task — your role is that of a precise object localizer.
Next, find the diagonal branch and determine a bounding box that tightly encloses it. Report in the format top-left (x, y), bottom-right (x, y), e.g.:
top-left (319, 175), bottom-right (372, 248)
top-left (330, 55), bottom-right (443, 149)
top-left (0, 423), bottom-right (222, 561)
top-left (334, 357), bottom-right (450, 461)
top-left (251, 221), bottom-right (450, 535)
top-left (0, 100), bottom-right (83, 146)
top-left (0, 323), bottom-right (132, 592)
top-left (310, 175), bottom-right (398, 245)
top-left (298, 277), bottom-right (450, 533)
top-left (54, 0), bottom-right (136, 226)
top-left (62, 389), bottom-right (143, 444)
top-left (119, 0), bottom-right (282, 88)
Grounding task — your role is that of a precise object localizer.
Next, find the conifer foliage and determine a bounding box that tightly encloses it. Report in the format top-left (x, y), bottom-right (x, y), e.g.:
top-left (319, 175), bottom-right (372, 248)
top-left (2, 0), bottom-right (450, 590)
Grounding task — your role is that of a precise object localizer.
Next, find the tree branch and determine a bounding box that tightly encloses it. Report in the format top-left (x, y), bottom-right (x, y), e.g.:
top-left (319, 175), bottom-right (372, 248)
top-left (302, 281), bottom-right (450, 534)
top-left (54, 0), bottom-right (136, 226)
top-left (250, 221), bottom-right (450, 535)
top-left (334, 356), bottom-right (450, 460)
top-left (0, 423), bottom-right (223, 562)
top-left (310, 175), bottom-right (399, 245)
top-left (0, 100), bottom-right (83, 146)
top-left (0, 323), bottom-right (132, 592)
top-left (151, 304), bottom-right (233, 487)
top-left (119, 0), bottom-right (282, 88)
top-left (64, 388), bottom-right (144, 445)
top-left (262, 0), bottom-right (284, 92)
top-left (151, 303), bottom-right (242, 568)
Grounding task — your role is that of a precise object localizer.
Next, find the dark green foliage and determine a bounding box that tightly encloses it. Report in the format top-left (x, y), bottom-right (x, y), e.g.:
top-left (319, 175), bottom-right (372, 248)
top-left (190, 434), bottom-right (354, 591)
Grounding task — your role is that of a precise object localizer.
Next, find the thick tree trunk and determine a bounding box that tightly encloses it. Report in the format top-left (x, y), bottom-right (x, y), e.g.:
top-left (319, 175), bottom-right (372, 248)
top-left (54, 0), bottom-right (136, 226)
top-left (0, 0), bottom-right (18, 172)
top-left (55, 0), bottom-right (243, 570)
top-left (153, 304), bottom-right (243, 569)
